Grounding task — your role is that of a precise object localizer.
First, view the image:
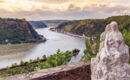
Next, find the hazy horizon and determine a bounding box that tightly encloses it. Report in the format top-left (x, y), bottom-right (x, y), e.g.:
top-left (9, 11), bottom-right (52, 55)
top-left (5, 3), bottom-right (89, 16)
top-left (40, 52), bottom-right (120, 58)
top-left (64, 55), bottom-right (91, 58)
top-left (0, 0), bottom-right (130, 20)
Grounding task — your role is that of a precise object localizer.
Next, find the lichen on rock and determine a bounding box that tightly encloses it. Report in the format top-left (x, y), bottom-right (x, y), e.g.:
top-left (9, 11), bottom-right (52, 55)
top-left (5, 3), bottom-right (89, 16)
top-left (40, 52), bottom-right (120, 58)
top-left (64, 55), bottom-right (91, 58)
top-left (91, 21), bottom-right (130, 80)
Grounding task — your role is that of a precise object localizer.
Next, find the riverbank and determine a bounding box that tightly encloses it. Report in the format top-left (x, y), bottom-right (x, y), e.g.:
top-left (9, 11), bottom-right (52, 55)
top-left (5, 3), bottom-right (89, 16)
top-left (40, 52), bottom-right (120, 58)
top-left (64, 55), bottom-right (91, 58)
top-left (50, 28), bottom-right (90, 40)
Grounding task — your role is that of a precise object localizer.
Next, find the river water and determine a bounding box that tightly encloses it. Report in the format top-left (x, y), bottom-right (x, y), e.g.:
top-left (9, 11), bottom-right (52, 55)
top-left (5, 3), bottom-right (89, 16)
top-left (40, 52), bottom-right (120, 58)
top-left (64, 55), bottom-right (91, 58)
top-left (0, 28), bottom-right (85, 69)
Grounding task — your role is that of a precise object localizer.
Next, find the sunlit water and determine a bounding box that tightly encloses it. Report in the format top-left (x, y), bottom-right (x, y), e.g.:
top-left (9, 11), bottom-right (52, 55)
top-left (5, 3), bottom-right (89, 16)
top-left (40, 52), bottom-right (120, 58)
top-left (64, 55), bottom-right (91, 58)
top-left (0, 28), bottom-right (85, 69)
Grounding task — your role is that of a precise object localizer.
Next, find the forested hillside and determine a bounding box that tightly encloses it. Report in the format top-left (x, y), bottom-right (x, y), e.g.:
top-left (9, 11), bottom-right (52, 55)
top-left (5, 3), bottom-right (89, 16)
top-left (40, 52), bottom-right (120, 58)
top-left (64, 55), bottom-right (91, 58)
top-left (0, 18), bottom-right (44, 44)
top-left (57, 15), bottom-right (130, 47)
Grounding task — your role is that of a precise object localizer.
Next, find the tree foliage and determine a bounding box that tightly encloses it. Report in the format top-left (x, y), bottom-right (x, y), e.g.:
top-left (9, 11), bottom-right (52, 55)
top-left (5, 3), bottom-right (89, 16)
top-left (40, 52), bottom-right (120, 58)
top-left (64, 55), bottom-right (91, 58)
top-left (81, 36), bottom-right (100, 61)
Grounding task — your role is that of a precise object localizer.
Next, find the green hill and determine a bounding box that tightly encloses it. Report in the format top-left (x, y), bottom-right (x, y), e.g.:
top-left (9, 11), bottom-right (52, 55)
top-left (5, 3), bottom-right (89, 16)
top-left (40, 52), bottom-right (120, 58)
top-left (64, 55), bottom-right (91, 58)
top-left (0, 18), bottom-right (45, 44)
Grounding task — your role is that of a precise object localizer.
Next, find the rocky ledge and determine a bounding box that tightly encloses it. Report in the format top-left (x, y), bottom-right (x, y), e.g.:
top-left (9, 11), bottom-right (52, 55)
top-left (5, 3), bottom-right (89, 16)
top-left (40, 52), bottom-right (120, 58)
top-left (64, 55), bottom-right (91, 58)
top-left (1, 62), bottom-right (91, 80)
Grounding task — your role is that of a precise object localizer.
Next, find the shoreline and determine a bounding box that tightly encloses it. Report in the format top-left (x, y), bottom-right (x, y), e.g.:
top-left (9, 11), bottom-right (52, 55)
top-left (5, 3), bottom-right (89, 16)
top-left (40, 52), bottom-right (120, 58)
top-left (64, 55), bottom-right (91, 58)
top-left (50, 28), bottom-right (90, 40)
top-left (0, 37), bottom-right (47, 46)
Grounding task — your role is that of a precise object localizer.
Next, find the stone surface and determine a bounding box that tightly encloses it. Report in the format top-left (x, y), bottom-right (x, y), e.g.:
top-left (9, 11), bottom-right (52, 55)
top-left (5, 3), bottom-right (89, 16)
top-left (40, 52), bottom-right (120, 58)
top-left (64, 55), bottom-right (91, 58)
top-left (91, 21), bottom-right (130, 80)
top-left (1, 62), bottom-right (91, 80)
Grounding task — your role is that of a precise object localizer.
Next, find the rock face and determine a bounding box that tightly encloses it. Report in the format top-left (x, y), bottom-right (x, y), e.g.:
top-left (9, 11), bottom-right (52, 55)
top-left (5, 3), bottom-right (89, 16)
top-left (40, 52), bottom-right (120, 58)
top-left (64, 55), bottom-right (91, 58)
top-left (91, 21), bottom-right (130, 80)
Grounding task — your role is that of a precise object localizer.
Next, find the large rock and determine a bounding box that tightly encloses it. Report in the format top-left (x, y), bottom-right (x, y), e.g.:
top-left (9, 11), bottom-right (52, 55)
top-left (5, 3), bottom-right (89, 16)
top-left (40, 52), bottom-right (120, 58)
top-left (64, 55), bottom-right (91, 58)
top-left (91, 21), bottom-right (130, 80)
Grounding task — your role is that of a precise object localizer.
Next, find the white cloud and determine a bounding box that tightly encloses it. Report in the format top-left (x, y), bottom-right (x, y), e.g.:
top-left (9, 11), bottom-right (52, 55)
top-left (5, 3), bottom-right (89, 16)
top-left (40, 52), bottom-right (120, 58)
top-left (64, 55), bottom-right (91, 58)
top-left (0, 0), bottom-right (129, 20)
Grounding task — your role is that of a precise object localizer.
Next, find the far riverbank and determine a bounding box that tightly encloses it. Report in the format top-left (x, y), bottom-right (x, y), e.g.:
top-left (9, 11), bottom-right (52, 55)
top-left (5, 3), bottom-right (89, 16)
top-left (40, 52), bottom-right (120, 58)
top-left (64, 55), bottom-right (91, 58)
top-left (50, 28), bottom-right (90, 40)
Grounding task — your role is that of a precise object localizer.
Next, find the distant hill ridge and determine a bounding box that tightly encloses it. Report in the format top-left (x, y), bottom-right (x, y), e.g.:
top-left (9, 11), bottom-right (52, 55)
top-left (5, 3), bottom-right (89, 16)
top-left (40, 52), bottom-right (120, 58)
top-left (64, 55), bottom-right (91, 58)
top-left (0, 18), bottom-right (45, 44)
top-left (29, 20), bottom-right (66, 28)
top-left (43, 20), bottom-right (67, 27)
top-left (29, 21), bottom-right (47, 28)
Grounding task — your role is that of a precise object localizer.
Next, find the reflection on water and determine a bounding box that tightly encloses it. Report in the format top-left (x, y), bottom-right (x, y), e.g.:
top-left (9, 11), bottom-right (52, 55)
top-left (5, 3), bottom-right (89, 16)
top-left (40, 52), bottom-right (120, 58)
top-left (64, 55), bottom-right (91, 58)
top-left (0, 28), bottom-right (85, 68)
top-left (0, 43), bottom-right (37, 56)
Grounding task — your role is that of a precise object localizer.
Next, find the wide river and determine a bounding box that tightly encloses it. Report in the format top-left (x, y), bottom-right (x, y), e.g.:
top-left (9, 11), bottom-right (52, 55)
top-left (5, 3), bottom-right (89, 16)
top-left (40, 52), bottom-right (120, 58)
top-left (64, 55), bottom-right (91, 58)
top-left (0, 28), bottom-right (85, 69)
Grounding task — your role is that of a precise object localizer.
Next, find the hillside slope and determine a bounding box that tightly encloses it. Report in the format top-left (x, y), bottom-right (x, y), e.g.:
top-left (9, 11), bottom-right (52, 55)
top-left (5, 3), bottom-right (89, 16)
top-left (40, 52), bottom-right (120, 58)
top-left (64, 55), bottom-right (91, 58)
top-left (0, 18), bottom-right (45, 44)
top-left (56, 15), bottom-right (130, 47)
top-left (57, 19), bottom-right (105, 36)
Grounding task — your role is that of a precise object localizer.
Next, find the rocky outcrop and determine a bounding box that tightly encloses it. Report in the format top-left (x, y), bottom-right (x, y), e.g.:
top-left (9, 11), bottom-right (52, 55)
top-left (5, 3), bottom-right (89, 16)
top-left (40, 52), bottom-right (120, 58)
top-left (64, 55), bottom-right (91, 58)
top-left (91, 21), bottom-right (130, 80)
top-left (1, 62), bottom-right (91, 80)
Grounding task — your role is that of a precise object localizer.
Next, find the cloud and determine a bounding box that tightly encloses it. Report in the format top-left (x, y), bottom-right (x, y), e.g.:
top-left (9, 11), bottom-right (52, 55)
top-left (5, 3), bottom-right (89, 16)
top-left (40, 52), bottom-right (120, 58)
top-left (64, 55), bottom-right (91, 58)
top-left (0, 0), bottom-right (129, 20)
top-left (87, 0), bottom-right (117, 1)
top-left (0, 0), bottom-right (6, 3)
top-left (31, 0), bottom-right (68, 4)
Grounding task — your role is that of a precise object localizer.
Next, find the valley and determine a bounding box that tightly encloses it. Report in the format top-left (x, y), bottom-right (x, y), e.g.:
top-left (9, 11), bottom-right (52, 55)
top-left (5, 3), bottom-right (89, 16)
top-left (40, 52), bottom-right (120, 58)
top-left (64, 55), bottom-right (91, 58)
top-left (0, 28), bottom-right (85, 69)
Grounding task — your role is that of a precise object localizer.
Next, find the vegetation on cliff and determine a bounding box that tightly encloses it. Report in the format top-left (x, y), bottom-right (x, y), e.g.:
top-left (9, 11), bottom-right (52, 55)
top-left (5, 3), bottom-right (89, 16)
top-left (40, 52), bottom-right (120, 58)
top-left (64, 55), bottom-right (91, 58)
top-left (0, 18), bottom-right (44, 44)
top-left (0, 49), bottom-right (73, 78)
top-left (81, 36), bottom-right (100, 62)
top-left (81, 35), bottom-right (130, 64)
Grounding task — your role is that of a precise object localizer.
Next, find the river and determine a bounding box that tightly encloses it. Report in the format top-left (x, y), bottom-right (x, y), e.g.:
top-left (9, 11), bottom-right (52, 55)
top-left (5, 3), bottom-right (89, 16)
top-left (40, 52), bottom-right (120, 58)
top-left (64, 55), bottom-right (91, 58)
top-left (0, 28), bottom-right (85, 69)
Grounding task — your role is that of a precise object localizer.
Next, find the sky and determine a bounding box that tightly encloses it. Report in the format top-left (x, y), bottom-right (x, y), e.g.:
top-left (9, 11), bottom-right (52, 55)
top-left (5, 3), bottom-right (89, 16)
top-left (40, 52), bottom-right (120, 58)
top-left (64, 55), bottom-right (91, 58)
top-left (0, 0), bottom-right (130, 20)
